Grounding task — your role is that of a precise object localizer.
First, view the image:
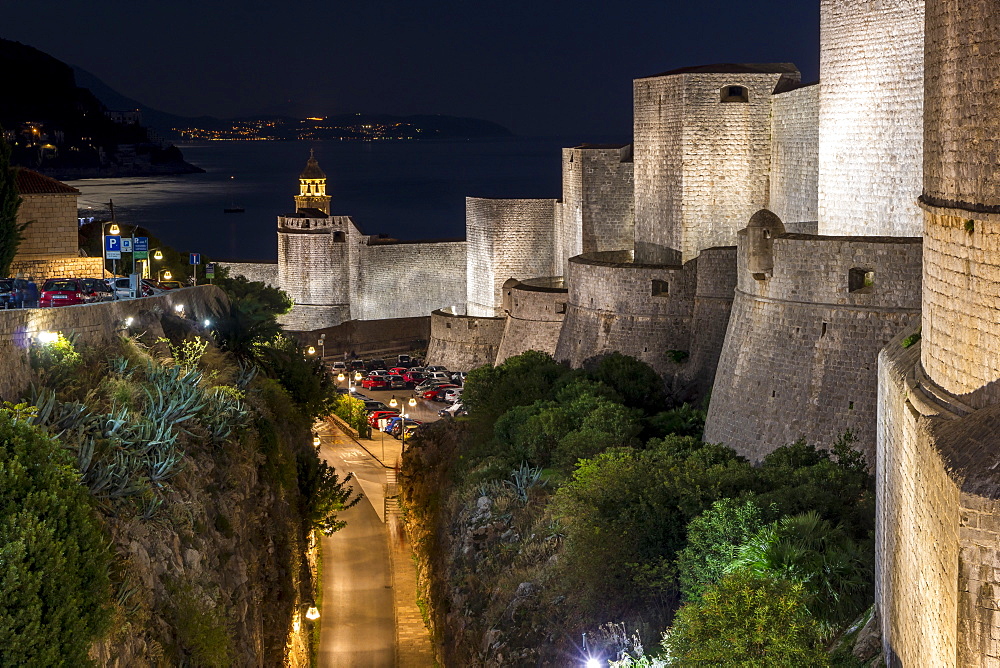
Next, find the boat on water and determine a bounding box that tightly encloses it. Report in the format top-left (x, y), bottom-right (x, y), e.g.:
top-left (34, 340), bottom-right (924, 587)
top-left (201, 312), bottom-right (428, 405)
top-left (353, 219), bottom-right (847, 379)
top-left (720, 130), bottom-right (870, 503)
top-left (224, 175), bottom-right (245, 213)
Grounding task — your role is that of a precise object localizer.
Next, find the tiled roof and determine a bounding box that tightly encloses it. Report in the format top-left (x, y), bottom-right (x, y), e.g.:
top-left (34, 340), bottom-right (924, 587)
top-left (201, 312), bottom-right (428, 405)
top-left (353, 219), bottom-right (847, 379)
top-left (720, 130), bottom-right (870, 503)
top-left (13, 168), bottom-right (79, 195)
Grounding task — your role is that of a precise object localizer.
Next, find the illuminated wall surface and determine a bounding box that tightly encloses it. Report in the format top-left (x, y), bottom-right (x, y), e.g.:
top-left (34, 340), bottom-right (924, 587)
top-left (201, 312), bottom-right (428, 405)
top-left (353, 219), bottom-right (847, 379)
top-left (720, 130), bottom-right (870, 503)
top-left (818, 0), bottom-right (925, 237)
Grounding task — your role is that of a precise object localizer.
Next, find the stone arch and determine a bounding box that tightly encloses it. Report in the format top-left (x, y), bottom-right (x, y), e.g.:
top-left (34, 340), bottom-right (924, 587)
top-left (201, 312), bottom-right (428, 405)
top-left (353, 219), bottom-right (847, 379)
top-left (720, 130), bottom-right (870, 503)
top-left (501, 278), bottom-right (520, 314)
top-left (720, 85), bottom-right (749, 103)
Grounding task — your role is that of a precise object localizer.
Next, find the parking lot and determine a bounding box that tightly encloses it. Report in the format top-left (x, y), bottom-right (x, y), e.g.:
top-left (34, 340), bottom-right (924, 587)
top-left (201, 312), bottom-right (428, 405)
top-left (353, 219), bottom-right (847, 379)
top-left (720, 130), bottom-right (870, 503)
top-left (336, 382), bottom-right (445, 423)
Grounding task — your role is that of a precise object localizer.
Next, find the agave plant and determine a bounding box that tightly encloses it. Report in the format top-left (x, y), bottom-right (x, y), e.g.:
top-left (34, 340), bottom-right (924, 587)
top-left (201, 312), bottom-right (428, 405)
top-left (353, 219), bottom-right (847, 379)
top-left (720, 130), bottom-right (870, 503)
top-left (505, 462), bottom-right (547, 504)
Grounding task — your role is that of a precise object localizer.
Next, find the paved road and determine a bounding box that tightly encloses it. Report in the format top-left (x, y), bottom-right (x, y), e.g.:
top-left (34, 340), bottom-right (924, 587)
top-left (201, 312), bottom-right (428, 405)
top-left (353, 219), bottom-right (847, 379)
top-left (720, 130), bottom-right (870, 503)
top-left (317, 431), bottom-right (395, 667)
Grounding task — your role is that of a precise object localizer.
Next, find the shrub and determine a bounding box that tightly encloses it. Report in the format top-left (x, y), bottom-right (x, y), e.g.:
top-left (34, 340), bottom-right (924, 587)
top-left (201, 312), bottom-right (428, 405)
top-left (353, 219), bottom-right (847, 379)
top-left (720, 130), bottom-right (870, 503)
top-left (461, 350), bottom-right (573, 427)
top-left (583, 352), bottom-right (668, 414)
top-left (297, 445), bottom-right (362, 534)
top-left (663, 571), bottom-right (829, 666)
top-left (0, 407), bottom-right (113, 665)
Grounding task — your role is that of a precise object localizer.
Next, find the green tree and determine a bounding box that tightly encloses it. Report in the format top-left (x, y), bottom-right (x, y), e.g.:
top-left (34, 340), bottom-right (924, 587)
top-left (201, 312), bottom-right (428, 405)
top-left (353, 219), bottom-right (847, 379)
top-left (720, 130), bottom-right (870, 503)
top-left (727, 511), bottom-right (872, 629)
top-left (297, 445), bottom-right (362, 535)
top-left (663, 571), bottom-right (829, 667)
top-left (554, 437), bottom-right (757, 613)
top-left (461, 350), bottom-right (573, 427)
top-left (676, 498), bottom-right (772, 602)
top-left (584, 352), bottom-right (667, 414)
top-left (0, 407), bottom-right (113, 666)
top-left (0, 128), bottom-right (28, 277)
top-left (211, 271), bottom-right (293, 363)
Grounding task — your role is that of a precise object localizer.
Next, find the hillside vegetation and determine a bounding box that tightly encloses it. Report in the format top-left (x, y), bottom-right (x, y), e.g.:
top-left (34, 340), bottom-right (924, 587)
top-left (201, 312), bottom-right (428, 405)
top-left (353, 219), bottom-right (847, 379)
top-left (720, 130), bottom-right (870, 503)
top-left (401, 351), bottom-right (880, 666)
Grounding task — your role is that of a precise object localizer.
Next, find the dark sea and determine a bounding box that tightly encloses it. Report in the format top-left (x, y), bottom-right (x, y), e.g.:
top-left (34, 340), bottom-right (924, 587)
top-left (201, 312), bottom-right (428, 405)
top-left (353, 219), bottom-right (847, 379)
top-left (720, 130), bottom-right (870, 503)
top-left (66, 137), bottom-right (615, 262)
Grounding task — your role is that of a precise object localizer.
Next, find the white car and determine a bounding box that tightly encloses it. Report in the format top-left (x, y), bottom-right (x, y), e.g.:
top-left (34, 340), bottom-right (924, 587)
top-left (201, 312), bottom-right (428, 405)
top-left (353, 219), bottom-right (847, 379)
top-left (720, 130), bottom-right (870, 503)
top-left (331, 361), bottom-right (347, 372)
top-left (438, 401), bottom-right (467, 418)
top-left (426, 371), bottom-right (451, 382)
top-left (442, 388), bottom-right (463, 404)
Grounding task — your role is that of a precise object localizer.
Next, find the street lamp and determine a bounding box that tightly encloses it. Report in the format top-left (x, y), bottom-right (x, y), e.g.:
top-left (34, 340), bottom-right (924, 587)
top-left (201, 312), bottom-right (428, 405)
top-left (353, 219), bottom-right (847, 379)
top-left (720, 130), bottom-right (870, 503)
top-left (389, 395), bottom-right (418, 449)
top-left (158, 269), bottom-right (173, 282)
top-left (307, 346), bottom-right (316, 355)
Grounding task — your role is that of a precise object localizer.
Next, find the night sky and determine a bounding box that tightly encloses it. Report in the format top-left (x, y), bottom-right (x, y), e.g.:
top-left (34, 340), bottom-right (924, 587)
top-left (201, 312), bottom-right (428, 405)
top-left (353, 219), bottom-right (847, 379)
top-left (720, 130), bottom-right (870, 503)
top-left (5, 1), bottom-right (819, 137)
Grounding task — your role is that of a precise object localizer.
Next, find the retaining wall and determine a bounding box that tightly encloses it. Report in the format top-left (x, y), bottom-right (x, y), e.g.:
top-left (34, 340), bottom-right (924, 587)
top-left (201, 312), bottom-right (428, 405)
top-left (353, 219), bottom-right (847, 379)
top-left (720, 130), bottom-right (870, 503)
top-left (425, 308), bottom-right (505, 372)
top-left (704, 231), bottom-right (922, 462)
top-left (0, 285), bottom-right (227, 401)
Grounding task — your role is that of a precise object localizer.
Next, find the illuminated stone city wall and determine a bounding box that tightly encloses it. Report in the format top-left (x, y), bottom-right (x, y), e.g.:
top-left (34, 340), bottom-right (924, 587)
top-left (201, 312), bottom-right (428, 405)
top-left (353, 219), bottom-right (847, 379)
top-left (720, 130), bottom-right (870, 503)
top-left (557, 145), bottom-right (634, 276)
top-left (216, 262), bottom-right (279, 288)
top-left (0, 285), bottom-right (226, 401)
top-left (425, 307), bottom-right (505, 371)
top-left (680, 246), bottom-right (737, 400)
top-left (9, 256), bottom-right (103, 283)
top-left (703, 229), bottom-right (921, 463)
top-left (818, 0), bottom-right (924, 237)
top-left (494, 278), bottom-right (567, 365)
top-left (554, 251), bottom-right (696, 382)
top-left (352, 240), bottom-right (466, 321)
top-left (633, 68), bottom-right (796, 264)
top-left (15, 191), bottom-right (80, 259)
top-left (769, 84), bottom-right (819, 226)
top-left (465, 197), bottom-right (557, 317)
top-left (277, 214), bottom-right (356, 331)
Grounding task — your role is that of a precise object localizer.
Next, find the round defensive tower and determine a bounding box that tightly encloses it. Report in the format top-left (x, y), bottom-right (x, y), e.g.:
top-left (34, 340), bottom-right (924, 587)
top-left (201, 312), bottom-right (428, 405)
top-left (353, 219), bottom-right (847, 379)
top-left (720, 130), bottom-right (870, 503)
top-left (877, 4), bottom-right (1000, 664)
top-left (425, 306), bottom-right (506, 371)
top-left (554, 250), bottom-right (698, 391)
top-left (494, 277), bottom-right (568, 365)
top-left (704, 211), bottom-right (922, 463)
top-left (277, 153), bottom-right (353, 331)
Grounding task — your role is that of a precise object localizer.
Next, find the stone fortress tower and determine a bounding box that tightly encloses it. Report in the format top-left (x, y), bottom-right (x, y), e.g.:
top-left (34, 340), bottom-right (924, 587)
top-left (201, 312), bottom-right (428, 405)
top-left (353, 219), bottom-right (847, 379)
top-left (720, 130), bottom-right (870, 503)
top-left (877, 1), bottom-right (1000, 663)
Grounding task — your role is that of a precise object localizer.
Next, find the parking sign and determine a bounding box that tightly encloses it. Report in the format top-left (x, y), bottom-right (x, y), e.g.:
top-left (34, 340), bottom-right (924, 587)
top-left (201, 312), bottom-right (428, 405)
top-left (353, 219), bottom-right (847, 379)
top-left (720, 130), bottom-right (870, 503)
top-left (121, 238), bottom-right (133, 252)
top-left (105, 235), bottom-right (121, 259)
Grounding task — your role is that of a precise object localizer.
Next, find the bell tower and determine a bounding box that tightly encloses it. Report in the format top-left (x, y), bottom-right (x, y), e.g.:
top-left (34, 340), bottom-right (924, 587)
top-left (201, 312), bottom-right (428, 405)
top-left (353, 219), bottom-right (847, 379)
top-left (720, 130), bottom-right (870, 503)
top-left (294, 149), bottom-right (331, 214)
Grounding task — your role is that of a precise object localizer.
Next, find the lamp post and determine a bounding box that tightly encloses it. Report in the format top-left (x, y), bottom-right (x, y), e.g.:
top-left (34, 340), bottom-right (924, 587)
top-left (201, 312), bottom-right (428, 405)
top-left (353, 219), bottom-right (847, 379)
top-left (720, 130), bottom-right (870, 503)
top-left (158, 269), bottom-right (173, 282)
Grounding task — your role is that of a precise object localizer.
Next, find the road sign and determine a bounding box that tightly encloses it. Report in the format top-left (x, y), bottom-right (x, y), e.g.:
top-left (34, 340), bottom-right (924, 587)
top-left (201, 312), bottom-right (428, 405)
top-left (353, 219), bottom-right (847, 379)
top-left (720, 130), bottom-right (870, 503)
top-left (189, 253), bottom-right (201, 265)
top-left (134, 237), bottom-right (148, 252)
top-left (105, 235), bottom-right (121, 259)
top-left (121, 238), bottom-right (133, 252)
top-left (134, 251), bottom-right (148, 260)
top-left (205, 262), bottom-right (215, 278)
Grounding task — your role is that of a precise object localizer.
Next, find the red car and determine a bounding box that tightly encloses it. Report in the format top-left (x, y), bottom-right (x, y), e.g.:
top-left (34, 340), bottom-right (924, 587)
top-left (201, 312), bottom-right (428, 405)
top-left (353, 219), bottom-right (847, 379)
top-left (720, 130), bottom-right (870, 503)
top-left (361, 375), bottom-right (390, 390)
top-left (403, 370), bottom-right (426, 386)
top-left (420, 384), bottom-right (459, 401)
top-left (368, 410), bottom-right (399, 427)
top-left (39, 278), bottom-right (91, 307)
top-left (388, 367), bottom-right (408, 376)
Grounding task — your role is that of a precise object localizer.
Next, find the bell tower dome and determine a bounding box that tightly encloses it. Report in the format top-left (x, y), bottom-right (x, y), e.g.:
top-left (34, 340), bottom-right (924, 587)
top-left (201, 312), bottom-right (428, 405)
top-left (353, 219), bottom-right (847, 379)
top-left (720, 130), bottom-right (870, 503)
top-left (294, 149), bottom-right (331, 214)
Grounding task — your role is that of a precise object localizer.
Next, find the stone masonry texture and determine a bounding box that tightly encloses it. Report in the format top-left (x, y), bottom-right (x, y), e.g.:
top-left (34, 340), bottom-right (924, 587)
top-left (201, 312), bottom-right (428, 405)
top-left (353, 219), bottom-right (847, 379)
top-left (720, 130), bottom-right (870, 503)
top-left (0, 286), bottom-right (227, 401)
top-left (14, 192), bottom-right (79, 259)
top-left (558, 145), bottom-right (634, 277)
top-left (704, 230), bottom-right (922, 463)
top-left (465, 197), bottom-right (557, 317)
top-left (769, 84), bottom-right (819, 226)
top-left (426, 309), bottom-right (505, 371)
top-left (818, 0), bottom-right (925, 237)
top-left (634, 68), bottom-right (798, 264)
top-left (494, 279), bottom-right (568, 365)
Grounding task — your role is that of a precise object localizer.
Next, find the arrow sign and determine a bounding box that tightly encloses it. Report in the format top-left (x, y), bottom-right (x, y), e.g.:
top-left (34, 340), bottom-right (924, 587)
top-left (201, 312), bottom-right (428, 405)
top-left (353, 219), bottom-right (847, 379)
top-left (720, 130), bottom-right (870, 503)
top-left (105, 235), bottom-right (121, 259)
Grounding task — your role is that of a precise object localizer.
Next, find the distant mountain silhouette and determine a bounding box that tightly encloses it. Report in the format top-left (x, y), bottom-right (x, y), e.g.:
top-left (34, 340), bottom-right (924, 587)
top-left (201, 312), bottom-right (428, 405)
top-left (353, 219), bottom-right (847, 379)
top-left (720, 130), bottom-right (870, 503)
top-left (0, 38), bottom-right (201, 178)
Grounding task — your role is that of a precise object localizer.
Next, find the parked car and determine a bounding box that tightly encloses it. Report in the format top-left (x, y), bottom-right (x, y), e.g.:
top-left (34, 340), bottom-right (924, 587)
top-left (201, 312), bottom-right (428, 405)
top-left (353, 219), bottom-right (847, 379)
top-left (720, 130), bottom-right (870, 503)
top-left (425, 365), bottom-right (449, 373)
top-left (386, 374), bottom-right (407, 389)
top-left (388, 366), bottom-right (409, 376)
top-left (0, 278), bottom-right (38, 308)
top-left (108, 277), bottom-right (157, 299)
top-left (361, 400), bottom-right (389, 413)
top-left (420, 384), bottom-right (459, 401)
top-left (361, 375), bottom-right (390, 390)
top-left (367, 410), bottom-right (399, 427)
top-left (442, 388), bottom-right (463, 404)
top-left (450, 371), bottom-right (468, 385)
top-left (383, 415), bottom-right (422, 438)
top-left (39, 278), bottom-right (90, 307)
top-left (81, 278), bottom-right (114, 302)
top-left (413, 378), bottom-right (450, 393)
top-left (331, 361), bottom-right (347, 373)
top-left (158, 280), bottom-right (183, 290)
top-left (141, 279), bottom-right (166, 295)
top-left (349, 360), bottom-right (367, 372)
top-left (425, 371), bottom-right (451, 382)
top-left (397, 354), bottom-right (412, 367)
top-left (403, 371), bottom-right (426, 387)
top-left (439, 401), bottom-right (467, 418)
top-left (408, 366), bottom-right (427, 375)
top-left (367, 358), bottom-right (387, 371)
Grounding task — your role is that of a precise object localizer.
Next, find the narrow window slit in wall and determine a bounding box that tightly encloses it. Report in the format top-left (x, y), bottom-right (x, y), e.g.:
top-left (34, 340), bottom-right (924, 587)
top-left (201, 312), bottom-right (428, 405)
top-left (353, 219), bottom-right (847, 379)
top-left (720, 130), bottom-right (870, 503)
top-left (651, 279), bottom-right (669, 297)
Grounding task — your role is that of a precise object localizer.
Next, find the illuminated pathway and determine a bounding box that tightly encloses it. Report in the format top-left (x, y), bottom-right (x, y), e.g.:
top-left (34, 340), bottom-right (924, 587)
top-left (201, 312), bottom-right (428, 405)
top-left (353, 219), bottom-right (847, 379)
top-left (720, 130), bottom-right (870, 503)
top-left (315, 421), bottom-right (435, 667)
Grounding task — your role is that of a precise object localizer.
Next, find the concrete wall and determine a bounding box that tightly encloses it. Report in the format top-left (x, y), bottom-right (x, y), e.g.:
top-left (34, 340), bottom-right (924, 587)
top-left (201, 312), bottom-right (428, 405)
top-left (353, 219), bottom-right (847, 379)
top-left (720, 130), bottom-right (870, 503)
top-left (554, 251), bottom-right (696, 385)
top-left (704, 231), bottom-right (922, 462)
top-left (15, 192), bottom-right (79, 258)
top-left (465, 197), bottom-right (557, 317)
top-left (495, 278), bottom-right (567, 365)
top-left (0, 285), bottom-right (227, 401)
top-left (558, 145), bottom-right (634, 276)
top-left (425, 308), bottom-right (505, 372)
top-left (769, 84), bottom-right (819, 226)
top-left (218, 262), bottom-right (279, 288)
top-left (818, 0), bottom-right (924, 237)
top-left (353, 240), bottom-right (466, 321)
top-left (634, 68), bottom-right (796, 263)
